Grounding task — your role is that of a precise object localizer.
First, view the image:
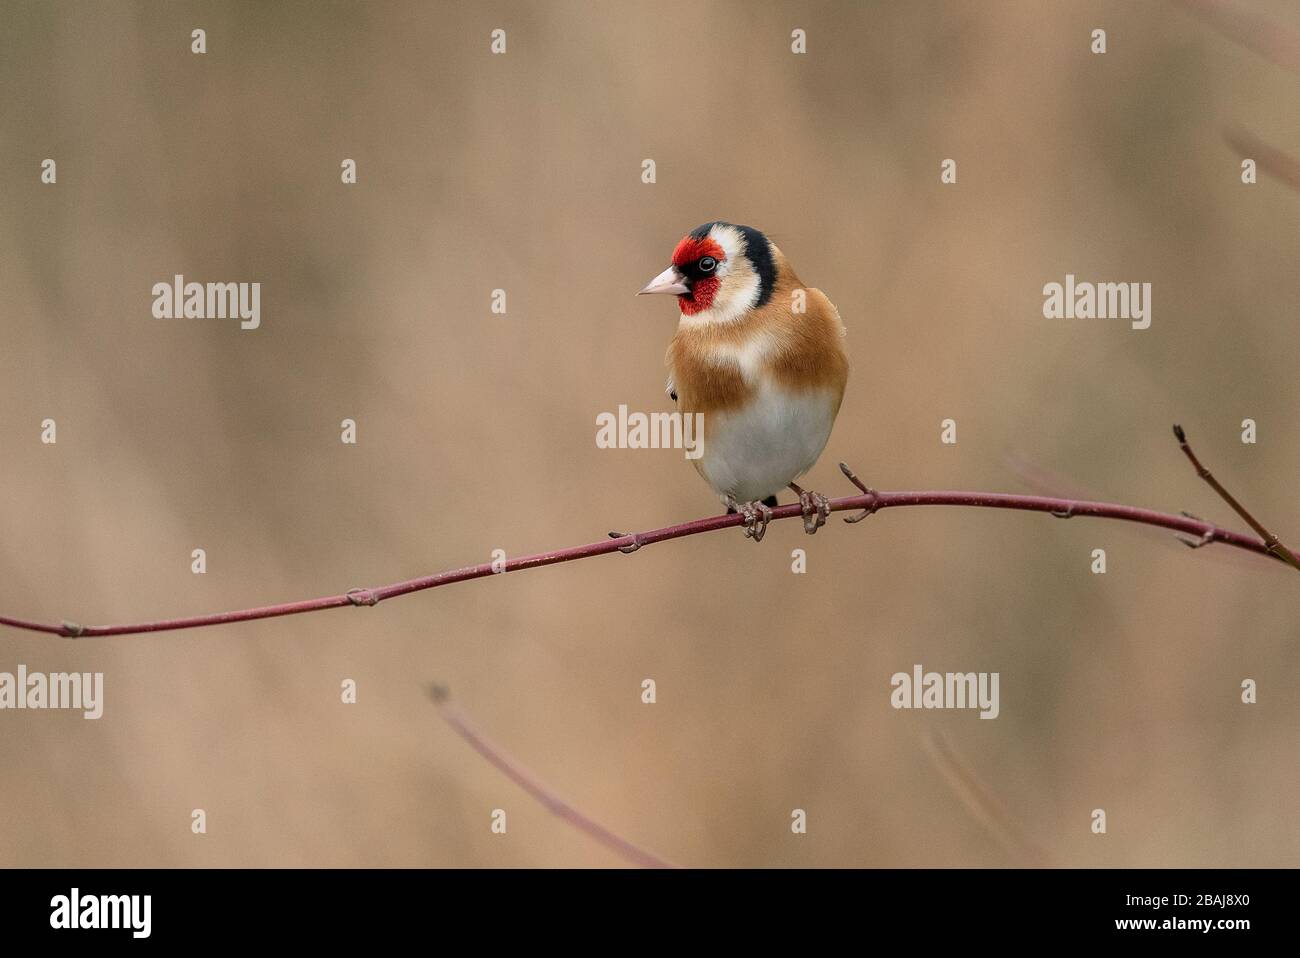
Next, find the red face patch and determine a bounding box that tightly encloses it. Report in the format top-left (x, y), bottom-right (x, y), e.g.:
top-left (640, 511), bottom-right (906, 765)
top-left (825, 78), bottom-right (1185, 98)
top-left (671, 236), bottom-right (725, 268)
top-left (678, 277), bottom-right (720, 315)
top-left (671, 235), bottom-right (726, 314)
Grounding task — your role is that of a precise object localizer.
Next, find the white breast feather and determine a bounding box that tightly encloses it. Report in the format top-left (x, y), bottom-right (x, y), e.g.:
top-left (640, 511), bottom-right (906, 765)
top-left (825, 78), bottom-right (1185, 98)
top-left (698, 384), bottom-right (839, 503)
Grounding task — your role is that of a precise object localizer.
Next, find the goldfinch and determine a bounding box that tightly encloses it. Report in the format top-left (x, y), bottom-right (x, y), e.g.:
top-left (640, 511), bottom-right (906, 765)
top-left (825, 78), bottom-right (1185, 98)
top-left (638, 221), bottom-right (849, 541)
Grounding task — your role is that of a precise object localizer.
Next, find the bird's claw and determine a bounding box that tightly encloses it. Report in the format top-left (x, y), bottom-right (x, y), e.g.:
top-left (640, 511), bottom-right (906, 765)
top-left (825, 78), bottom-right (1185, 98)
top-left (727, 497), bottom-right (773, 543)
top-left (797, 489), bottom-right (831, 534)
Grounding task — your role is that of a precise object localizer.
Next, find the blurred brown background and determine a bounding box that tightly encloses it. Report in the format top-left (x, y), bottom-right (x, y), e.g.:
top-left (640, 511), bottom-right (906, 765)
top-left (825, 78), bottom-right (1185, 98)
top-left (2, 0), bottom-right (1298, 867)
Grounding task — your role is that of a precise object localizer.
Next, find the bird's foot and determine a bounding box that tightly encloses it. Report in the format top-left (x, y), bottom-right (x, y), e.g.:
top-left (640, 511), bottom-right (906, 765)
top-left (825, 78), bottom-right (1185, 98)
top-left (725, 495), bottom-right (773, 543)
top-left (789, 483), bottom-right (831, 534)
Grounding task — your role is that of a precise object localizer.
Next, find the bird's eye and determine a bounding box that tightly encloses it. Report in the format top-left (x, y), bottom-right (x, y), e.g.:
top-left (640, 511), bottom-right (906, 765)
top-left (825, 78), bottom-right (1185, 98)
top-left (698, 256), bottom-right (717, 273)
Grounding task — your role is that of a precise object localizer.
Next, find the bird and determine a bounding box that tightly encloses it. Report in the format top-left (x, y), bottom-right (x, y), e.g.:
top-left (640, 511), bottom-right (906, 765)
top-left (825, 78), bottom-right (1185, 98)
top-left (637, 221), bottom-right (849, 542)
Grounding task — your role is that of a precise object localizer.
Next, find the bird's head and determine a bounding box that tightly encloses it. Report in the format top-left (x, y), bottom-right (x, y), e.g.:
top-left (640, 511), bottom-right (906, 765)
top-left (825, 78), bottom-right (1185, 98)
top-left (638, 221), bottom-right (777, 325)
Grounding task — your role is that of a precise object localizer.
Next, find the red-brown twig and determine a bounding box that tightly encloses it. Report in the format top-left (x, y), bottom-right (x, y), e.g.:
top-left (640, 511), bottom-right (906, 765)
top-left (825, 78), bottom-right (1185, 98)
top-left (1172, 425), bottom-right (1300, 570)
top-left (430, 685), bottom-right (674, 868)
top-left (0, 447), bottom-right (1292, 639)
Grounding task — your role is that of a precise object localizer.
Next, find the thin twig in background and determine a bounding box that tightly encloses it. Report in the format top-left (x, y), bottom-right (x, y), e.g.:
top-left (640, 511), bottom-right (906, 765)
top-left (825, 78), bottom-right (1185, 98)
top-left (1181, 0), bottom-right (1300, 192)
top-left (1004, 449), bottom-right (1100, 502)
top-left (1176, 7), bottom-right (1300, 552)
top-left (1178, 0), bottom-right (1300, 192)
top-left (429, 685), bottom-right (674, 869)
top-left (1223, 126), bottom-right (1300, 194)
top-left (1, 437), bottom-right (1295, 639)
top-left (1176, 0), bottom-right (1300, 74)
top-left (920, 729), bottom-right (1050, 867)
top-left (1172, 425), bottom-right (1300, 570)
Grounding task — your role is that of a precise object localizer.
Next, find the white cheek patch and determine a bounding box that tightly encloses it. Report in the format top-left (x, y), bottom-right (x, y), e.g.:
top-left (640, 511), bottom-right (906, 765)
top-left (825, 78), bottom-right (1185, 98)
top-left (703, 270), bottom-right (760, 325)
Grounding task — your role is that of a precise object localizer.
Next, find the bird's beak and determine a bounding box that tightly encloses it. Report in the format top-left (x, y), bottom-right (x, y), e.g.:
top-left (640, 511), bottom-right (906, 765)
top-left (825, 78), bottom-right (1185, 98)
top-left (637, 265), bottom-right (690, 296)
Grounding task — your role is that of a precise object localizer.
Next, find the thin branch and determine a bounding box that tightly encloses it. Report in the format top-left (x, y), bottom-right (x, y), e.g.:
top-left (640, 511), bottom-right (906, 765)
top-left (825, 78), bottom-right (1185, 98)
top-left (0, 443), bottom-right (1292, 639)
top-left (429, 685), bottom-right (674, 868)
top-left (1172, 425), bottom-right (1300, 571)
top-left (1004, 449), bottom-right (1100, 502)
top-left (1224, 127), bottom-right (1300, 194)
top-left (1181, 0), bottom-right (1300, 194)
top-left (920, 729), bottom-right (1050, 867)
top-left (1176, 0), bottom-right (1300, 74)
